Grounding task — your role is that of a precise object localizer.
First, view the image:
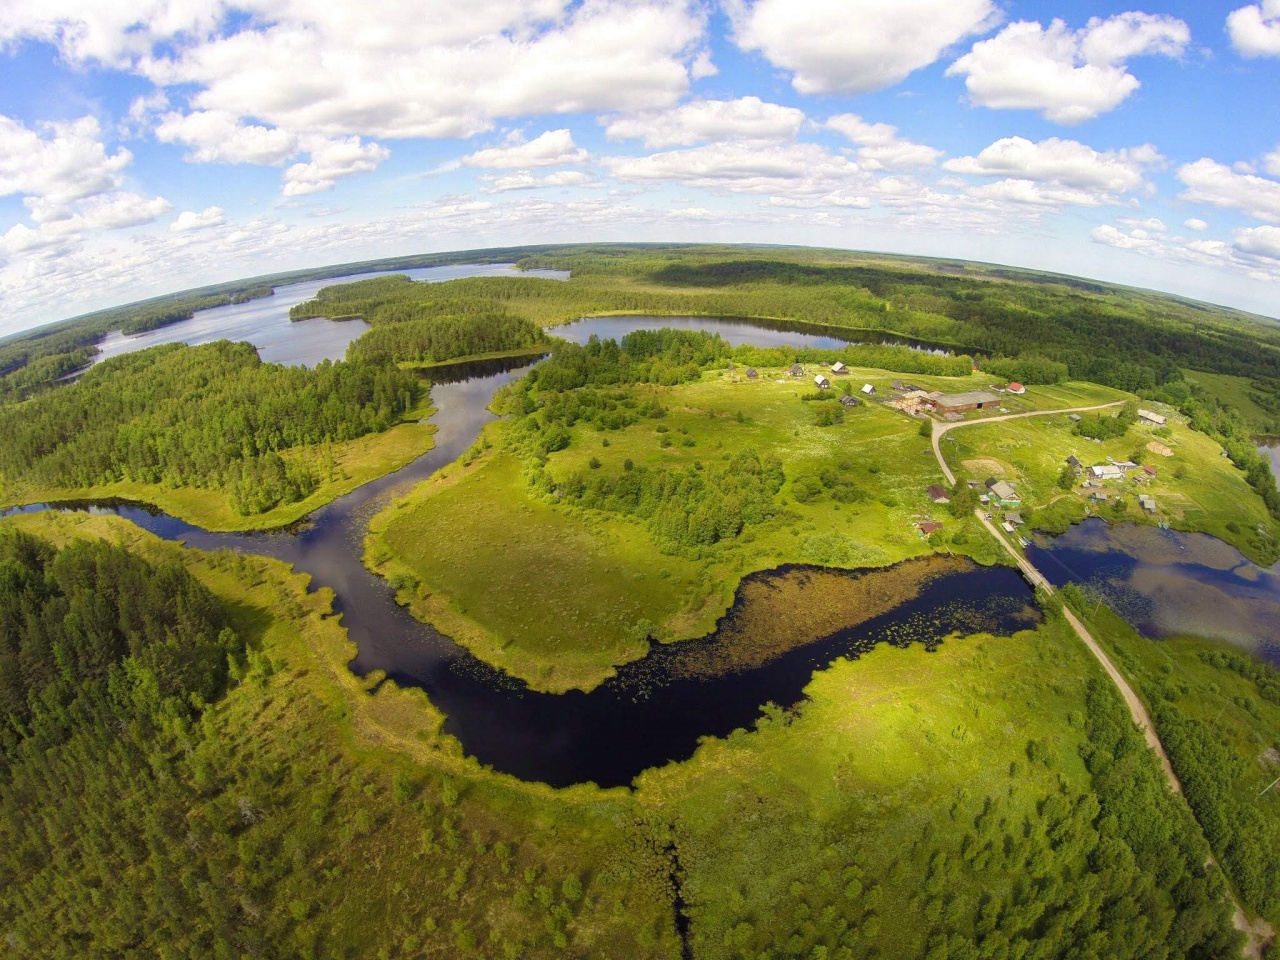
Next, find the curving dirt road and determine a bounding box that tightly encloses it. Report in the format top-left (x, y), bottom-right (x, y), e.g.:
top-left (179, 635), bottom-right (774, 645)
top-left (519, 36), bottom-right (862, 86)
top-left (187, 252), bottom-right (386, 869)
top-left (927, 401), bottom-right (1274, 958)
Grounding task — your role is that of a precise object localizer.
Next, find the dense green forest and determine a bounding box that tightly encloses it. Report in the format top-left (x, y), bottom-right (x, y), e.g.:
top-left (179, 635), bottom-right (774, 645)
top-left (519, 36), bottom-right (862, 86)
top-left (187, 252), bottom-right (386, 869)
top-left (1064, 587), bottom-right (1280, 933)
top-left (0, 516), bottom-right (1256, 959)
top-left (0, 341), bottom-right (422, 515)
top-left (290, 275), bottom-right (549, 366)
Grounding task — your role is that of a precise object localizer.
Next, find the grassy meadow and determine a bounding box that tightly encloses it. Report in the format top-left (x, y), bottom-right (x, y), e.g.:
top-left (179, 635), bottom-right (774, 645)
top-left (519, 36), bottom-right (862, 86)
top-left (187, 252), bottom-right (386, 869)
top-left (366, 363), bottom-right (1014, 692)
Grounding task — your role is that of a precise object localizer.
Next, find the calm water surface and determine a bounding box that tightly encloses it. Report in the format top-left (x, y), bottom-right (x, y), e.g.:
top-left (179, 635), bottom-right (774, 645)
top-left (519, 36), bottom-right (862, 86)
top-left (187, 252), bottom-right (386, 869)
top-left (93, 263), bottom-right (569, 368)
top-left (1029, 518), bottom-right (1280, 665)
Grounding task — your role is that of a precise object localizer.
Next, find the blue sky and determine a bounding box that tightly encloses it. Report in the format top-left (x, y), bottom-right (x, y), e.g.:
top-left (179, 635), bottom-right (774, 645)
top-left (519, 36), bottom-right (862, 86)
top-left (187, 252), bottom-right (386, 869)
top-left (1, 0), bottom-right (1278, 335)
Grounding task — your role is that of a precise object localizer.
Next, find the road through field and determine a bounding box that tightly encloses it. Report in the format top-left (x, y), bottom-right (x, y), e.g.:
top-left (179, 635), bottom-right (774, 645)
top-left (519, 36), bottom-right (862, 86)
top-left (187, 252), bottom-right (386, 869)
top-left (928, 402), bottom-right (1273, 959)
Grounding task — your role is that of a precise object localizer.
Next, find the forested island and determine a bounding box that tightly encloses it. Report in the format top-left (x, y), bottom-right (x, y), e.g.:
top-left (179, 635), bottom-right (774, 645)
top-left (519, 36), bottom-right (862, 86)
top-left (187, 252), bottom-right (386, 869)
top-left (2, 244), bottom-right (1279, 959)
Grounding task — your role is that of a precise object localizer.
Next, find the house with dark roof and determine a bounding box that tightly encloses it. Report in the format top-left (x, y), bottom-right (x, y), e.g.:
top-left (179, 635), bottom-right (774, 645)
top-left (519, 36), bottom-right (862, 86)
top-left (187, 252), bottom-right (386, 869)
top-left (927, 484), bottom-right (950, 504)
top-left (746, 367), bottom-right (758, 379)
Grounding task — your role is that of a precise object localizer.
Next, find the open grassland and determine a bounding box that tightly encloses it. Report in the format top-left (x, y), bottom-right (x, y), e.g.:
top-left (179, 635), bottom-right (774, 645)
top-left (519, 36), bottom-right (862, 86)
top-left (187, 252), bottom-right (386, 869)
top-left (1067, 593), bottom-right (1280, 935)
top-left (367, 364), bottom-right (1012, 692)
top-left (0, 510), bottom-right (682, 960)
top-left (948, 402), bottom-right (1280, 563)
top-left (1182, 368), bottom-right (1280, 435)
top-left (0, 398), bottom-right (437, 532)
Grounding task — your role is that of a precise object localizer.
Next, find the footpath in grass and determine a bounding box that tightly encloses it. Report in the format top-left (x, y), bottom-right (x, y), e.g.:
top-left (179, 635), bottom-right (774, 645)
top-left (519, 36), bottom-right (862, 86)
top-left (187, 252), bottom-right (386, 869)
top-left (1068, 591), bottom-right (1280, 938)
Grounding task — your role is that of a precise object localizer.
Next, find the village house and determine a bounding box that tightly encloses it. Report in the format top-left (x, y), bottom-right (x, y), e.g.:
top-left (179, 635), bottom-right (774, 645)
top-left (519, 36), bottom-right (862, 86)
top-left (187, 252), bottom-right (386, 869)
top-left (789, 363), bottom-right (804, 377)
top-left (1138, 409), bottom-right (1167, 427)
top-left (1142, 464), bottom-right (1157, 477)
top-left (814, 373), bottom-right (830, 390)
top-left (839, 393), bottom-right (859, 407)
top-left (860, 383), bottom-right (876, 396)
top-left (989, 480), bottom-right (1020, 505)
top-left (1005, 511), bottom-right (1023, 526)
top-left (831, 361), bottom-right (848, 374)
top-left (1068, 413), bottom-right (1083, 423)
top-left (927, 484), bottom-right (950, 504)
top-left (930, 390), bottom-right (1002, 415)
top-left (1147, 440), bottom-right (1174, 458)
top-left (1138, 494), bottom-right (1158, 513)
top-left (919, 521), bottom-right (943, 537)
top-left (892, 379), bottom-right (906, 392)
top-left (1089, 464), bottom-right (1124, 481)
top-left (1007, 382), bottom-right (1026, 395)
top-left (1066, 455), bottom-right (1083, 474)
top-left (746, 367), bottom-right (759, 380)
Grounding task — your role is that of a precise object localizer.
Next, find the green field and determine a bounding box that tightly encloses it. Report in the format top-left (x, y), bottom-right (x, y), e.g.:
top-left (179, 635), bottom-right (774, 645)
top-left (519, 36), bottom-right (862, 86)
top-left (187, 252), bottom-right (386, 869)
top-left (367, 363), bottom-right (1011, 691)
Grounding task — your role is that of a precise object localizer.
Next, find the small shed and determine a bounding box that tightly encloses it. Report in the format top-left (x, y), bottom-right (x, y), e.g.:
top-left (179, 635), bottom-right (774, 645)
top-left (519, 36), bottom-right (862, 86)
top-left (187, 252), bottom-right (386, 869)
top-left (1066, 455), bottom-right (1083, 473)
top-left (839, 393), bottom-right (859, 407)
top-left (1138, 494), bottom-right (1158, 513)
top-left (927, 484), bottom-right (951, 504)
top-left (1069, 413), bottom-right (1083, 423)
top-left (1007, 382), bottom-right (1026, 395)
top-left (1142, 464), bottom-right (1157, 476)
top-left (919, 521), bottom-right (943, 537)
top-left (814, 374), bottom-right (830, 390)
top-left (1138, 409), bottom-right (1167, 427)
top-left (1001, 521), bottom-right (1016, 534)
top-left (1147, 441), bottom-right (1173, 458)
top-left (831, 361), bottom-right (848, 374)
top-left (746, 367), bottom-right (759, 380)
top-left (1005, 511), bottom-right (1023, 526)
top-left (860, 383), bottom-right (876, 396)
top-left (789, 363), bottom-right (804, 377)
top-left (892, 380), bottom-right (906, 392)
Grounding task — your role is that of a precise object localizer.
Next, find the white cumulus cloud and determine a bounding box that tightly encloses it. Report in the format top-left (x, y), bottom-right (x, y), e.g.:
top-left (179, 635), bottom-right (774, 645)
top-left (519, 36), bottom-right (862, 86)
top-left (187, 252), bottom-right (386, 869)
top-left (479, 170), bottom-right (601, 193)
top-left (945, 137), bottom-right (1160, 195)
top-left (79, 192), bottom-right (173, 229)
top-left (826, 115), bottom-right (942, 171)
top-left (604, 97), bottom-right (804, 147)
top-left (0, 115), bottom-right (131, 211)
top-left (603, 140), bottom-right (871, 202)
top-left (282, 138), bottom-right (390, 197)
top-left (1235, 225), bottom-right (1280, 261)
top-left (1178, 158), bottom-right (1280, 223)
top-left (170, 206), bottom-right (225, 232)
top-left (156, 110), bottom-right (298, 165)
top-left (947, 13), bottom-right (1190, 124)
top-left (462, 129), bottom-right (588, 168)
top-left (726, 0), bottom-right (999, 94)
top-left (1184, 217), bottom-right (1209, 231)
top-left (1228, 0), bottom-right (1280, 58)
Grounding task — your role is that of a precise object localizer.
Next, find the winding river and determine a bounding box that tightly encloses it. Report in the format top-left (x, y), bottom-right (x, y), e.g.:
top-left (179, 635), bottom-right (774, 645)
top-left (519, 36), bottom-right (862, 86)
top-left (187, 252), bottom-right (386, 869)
top-left (6, 307), bottom-right (1034, 788)
top-left (16, 290), bottom-right (1278, 785)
